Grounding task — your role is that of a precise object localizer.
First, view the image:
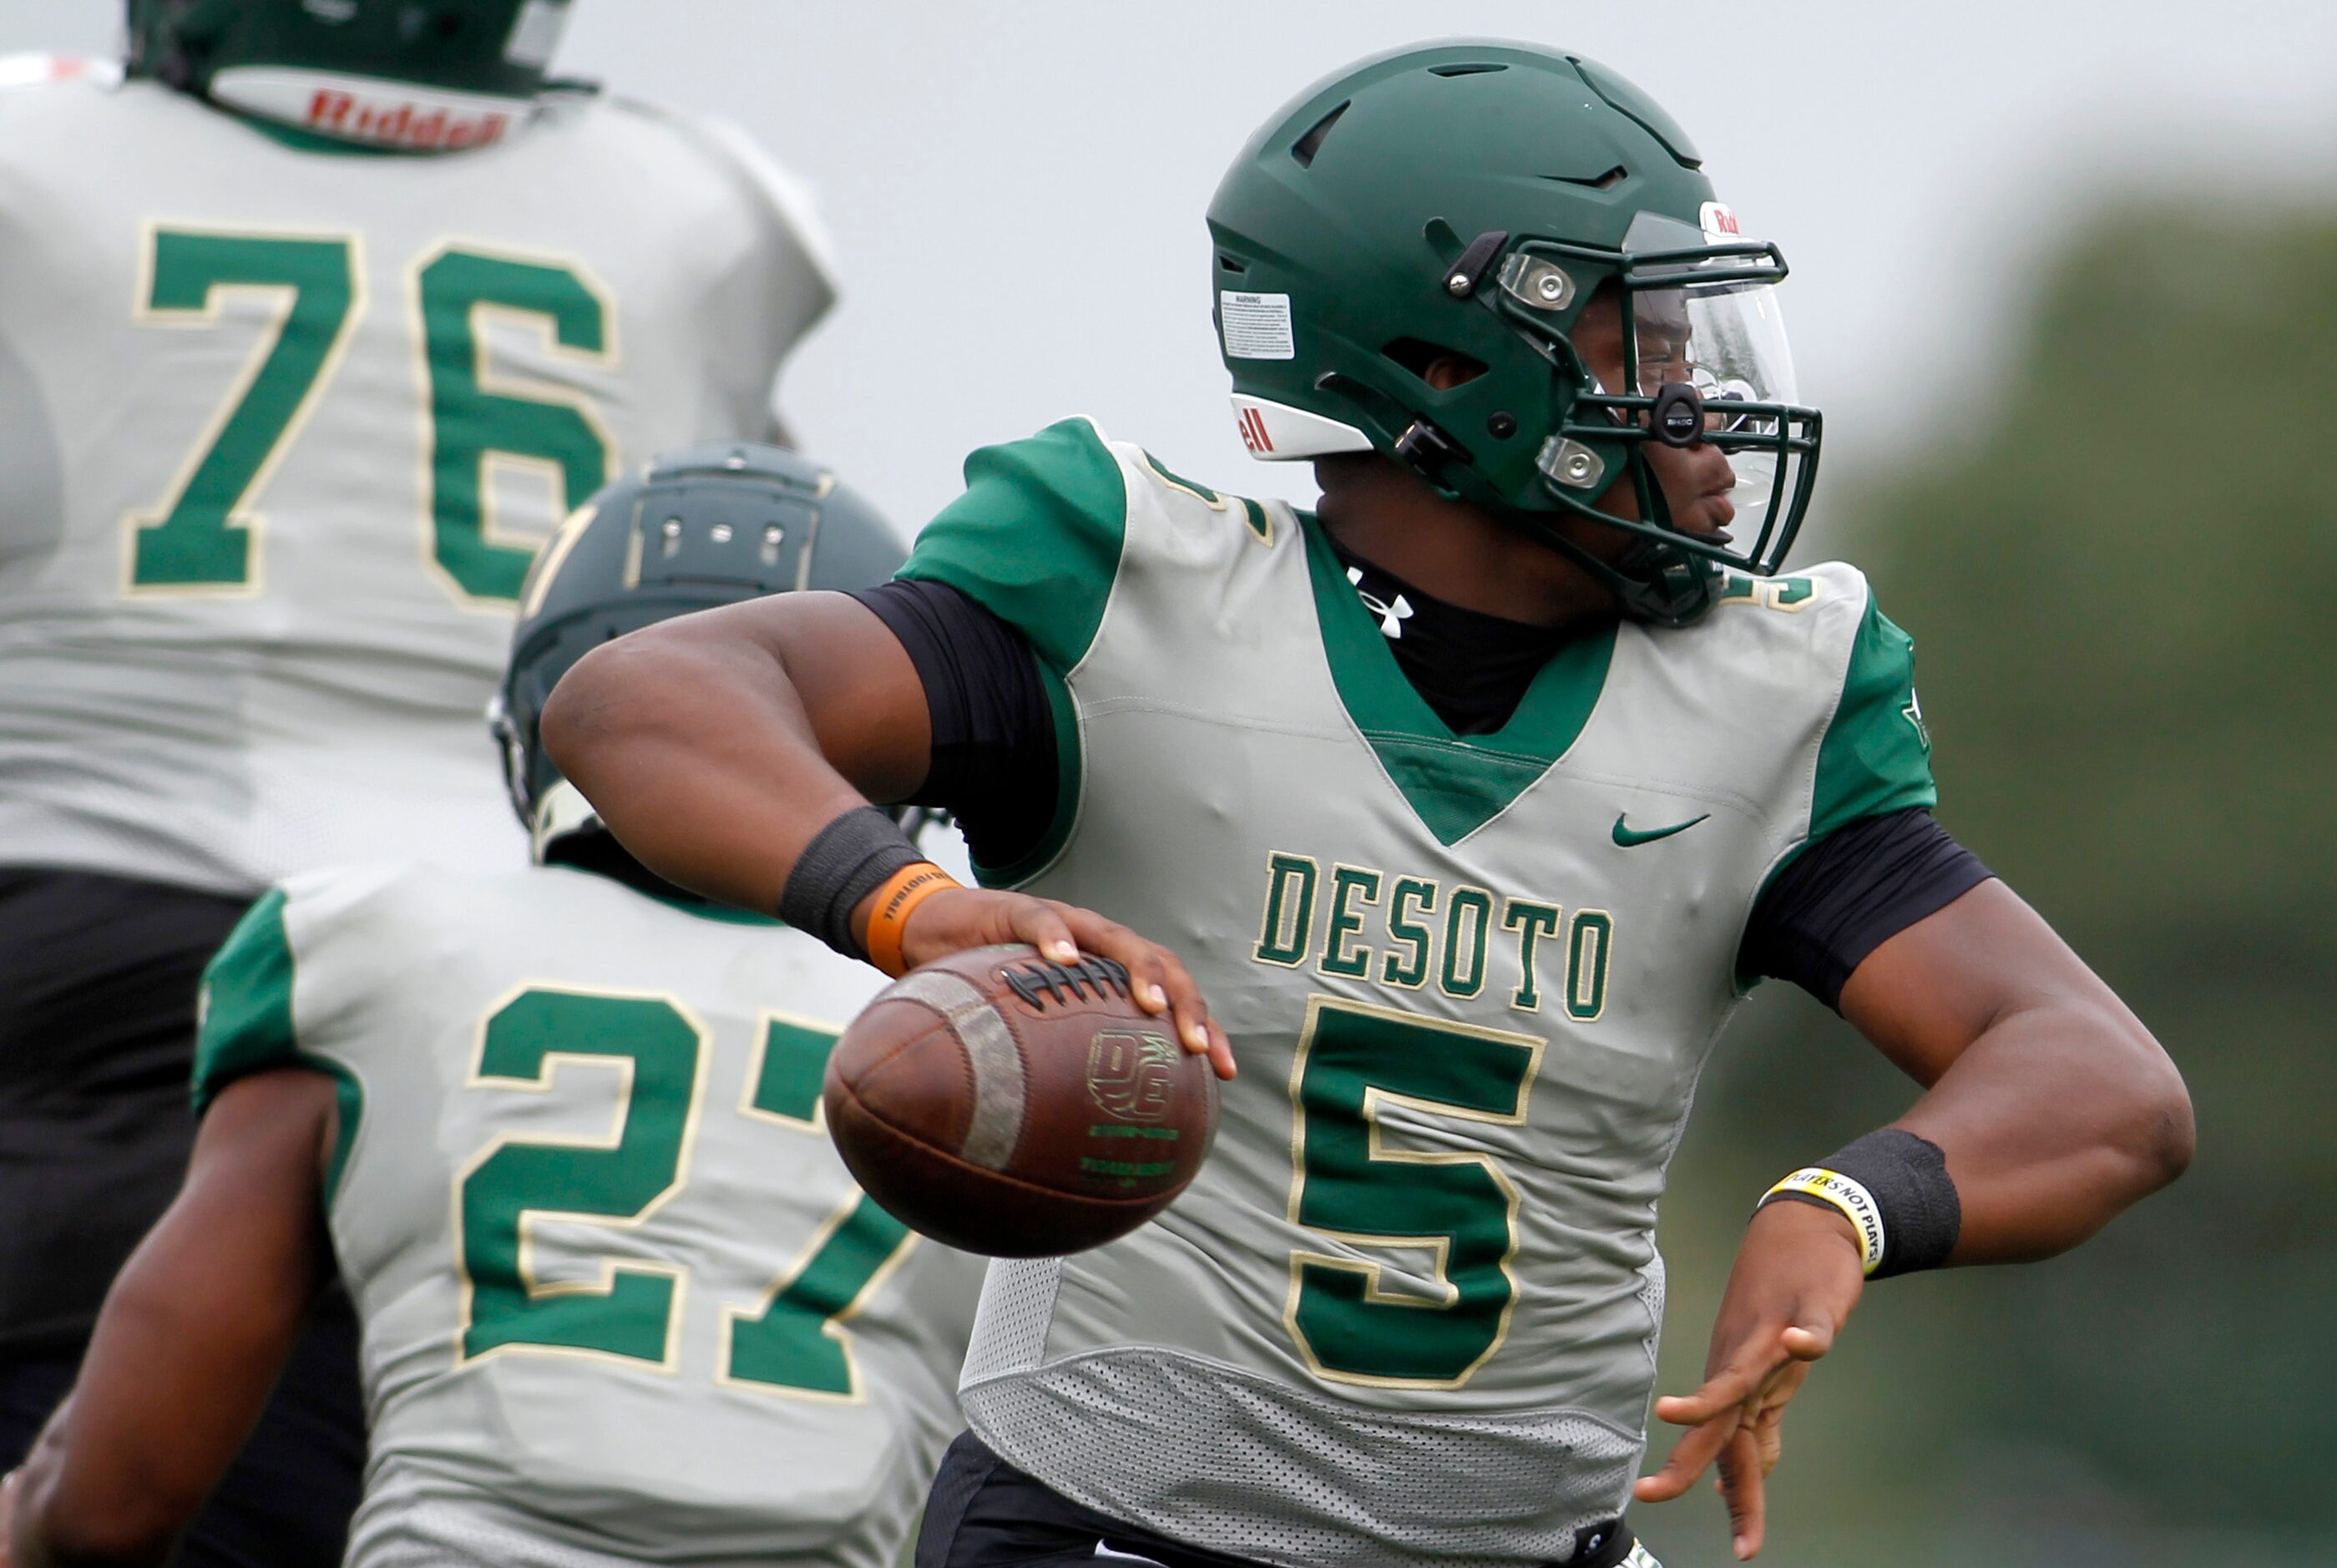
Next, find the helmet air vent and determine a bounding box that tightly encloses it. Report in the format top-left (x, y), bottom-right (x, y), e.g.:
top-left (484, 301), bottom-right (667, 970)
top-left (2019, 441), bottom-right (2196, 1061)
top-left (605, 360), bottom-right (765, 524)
top-left (1383, 338), bottom-right (1487, 388)
top-left (1549, 164), bottom-right (1629, 191)
top-left (1290, 101), bottom-right (1348, 169)
top-left (1427, 63), bottom-right (1507, 77)
top-left (1218, 254), bottom-right (1248, 275)
top-left (1569, 54), bottom-right (1703, 168)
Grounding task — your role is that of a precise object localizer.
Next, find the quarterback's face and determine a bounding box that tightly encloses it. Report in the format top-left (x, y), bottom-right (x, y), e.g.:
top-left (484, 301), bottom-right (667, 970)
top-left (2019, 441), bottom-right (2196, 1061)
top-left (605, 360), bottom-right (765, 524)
top-left (1569, 285), bottom-right (1741, 544)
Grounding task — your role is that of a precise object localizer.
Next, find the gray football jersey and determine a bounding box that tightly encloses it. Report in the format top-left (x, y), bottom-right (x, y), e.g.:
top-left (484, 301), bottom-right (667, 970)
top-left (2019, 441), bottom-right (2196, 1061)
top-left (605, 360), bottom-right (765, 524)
top-left (195, 863), bottom-right (982, 1568)
top-left (0, 64), bottom-right (834, 893)
top-left (898, 420), bottom-right (1935, 1568)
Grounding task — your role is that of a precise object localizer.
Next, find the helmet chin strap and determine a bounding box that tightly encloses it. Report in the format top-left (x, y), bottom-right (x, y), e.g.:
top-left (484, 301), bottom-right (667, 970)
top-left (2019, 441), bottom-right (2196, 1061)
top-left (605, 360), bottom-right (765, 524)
top-left (1498, 412), bottom-right (1725, 625)
top-left (1408, 425), bottom-right (1719, 630)
top-left (1448, 458), bottom-right (1722, 628)
top-left (1311, 371), bottom-right (1722, 627)
top-left (1510, 511), bottom-right (1718, 629)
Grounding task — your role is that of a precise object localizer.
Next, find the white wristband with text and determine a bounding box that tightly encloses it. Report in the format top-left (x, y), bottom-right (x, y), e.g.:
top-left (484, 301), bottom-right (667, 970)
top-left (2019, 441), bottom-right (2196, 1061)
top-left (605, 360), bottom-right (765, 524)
top-left (1760, 1166), bottom-right (1886, 1276)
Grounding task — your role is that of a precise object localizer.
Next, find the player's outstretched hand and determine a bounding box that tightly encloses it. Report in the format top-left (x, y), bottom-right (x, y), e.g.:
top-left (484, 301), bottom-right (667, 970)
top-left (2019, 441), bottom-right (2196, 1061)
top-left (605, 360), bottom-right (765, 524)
top-left (1632, 1198), bottom-right (1865, 1560)
top-left (898, 888), bottom-right (1236, 1080)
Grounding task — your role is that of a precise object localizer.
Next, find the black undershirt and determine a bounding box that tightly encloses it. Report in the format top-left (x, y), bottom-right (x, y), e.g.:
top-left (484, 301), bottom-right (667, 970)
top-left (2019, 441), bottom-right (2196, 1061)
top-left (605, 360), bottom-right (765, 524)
top-left (852, 568), bottom-right (1991, 1011)
top-left (1319, 529), bottom-right (1576, 736)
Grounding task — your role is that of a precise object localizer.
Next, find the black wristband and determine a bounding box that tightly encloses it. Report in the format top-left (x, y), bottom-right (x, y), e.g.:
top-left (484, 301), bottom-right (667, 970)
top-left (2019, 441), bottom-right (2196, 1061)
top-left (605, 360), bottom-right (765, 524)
top-left (778, 806), bottom-right (925, 963)
top-left (1762, 1129), bottom-right (1962, 1278)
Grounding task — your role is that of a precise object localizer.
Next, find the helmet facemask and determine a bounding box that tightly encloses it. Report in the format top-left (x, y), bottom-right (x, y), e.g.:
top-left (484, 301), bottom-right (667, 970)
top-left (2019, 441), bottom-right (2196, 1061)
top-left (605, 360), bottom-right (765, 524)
top-left (1486, 214), bottom-right (1819, 623)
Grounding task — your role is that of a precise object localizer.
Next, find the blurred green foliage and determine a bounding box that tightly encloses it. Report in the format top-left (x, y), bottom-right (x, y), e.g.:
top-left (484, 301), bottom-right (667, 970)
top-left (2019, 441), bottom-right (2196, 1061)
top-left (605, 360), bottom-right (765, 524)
top-left (1641, 201), bottom-right (2337, 1567)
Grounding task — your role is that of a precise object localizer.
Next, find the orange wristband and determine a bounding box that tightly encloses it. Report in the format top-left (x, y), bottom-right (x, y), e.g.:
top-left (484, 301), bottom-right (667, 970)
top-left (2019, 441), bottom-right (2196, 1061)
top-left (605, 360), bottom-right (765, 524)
top-left (860, 862), bottom-right (961, 979)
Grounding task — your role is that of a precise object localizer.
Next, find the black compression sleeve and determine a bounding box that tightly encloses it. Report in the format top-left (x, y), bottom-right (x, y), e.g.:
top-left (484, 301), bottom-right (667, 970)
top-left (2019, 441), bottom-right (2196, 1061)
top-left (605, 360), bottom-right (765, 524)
top-left (1741, 807), bottom-right (1995, 1011)
top-left (850, 579), bottom-right (1059, 871)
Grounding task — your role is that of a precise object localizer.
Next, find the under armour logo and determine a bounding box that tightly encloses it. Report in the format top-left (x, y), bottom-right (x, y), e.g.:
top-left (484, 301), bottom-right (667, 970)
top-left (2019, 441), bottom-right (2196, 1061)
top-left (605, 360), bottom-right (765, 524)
top-left (1346, 566), bottom-right (1414, 640)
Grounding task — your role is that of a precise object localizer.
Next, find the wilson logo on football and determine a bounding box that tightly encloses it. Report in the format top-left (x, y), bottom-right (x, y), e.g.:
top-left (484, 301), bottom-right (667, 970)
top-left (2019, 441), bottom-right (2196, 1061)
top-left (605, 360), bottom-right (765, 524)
top-left (1086, 1030), bottom-right (1179, 1123)
top-left (1236, 405), bottom-right (1275, 454)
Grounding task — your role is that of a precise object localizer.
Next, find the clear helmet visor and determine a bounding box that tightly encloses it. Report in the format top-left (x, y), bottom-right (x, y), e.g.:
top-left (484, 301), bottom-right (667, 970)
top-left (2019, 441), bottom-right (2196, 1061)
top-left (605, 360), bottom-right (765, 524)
top-left (1628, 279), bottom-right (1800, 528)
top-left (1557, 210), bottom-right (1822, 573)
top-left (1629, 280), bottom-right (1797, 411)
top-left (1618, 208), bottom-right (1799, 411)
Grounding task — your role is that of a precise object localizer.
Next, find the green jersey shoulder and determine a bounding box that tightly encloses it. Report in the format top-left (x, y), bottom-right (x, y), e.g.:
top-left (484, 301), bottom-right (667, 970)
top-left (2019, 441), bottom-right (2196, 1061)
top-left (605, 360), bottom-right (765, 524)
top-left (899, 416), bottom-right (1934, 866)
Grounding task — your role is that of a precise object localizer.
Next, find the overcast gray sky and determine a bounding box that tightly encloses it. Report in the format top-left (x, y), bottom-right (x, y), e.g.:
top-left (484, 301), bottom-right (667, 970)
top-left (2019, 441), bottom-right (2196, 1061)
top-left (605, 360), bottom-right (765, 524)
top-left (9, 2), bottom-right (2335, 552)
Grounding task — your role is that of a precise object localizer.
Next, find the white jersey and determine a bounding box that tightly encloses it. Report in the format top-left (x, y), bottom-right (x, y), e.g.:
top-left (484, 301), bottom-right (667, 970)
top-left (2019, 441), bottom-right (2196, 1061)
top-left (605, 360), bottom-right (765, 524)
top-left (193, 861), bottom-right (982, 1568)
top-left (898, 420), bottom-right (1937, 1568)
top-left (0, 63), bottom-right (835, 893)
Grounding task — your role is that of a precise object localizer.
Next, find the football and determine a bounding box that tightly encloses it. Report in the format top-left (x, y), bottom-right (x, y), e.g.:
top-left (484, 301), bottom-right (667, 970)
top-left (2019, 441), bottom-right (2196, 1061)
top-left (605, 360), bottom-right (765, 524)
top-left (822, 945), bottom-right (1220, 1257)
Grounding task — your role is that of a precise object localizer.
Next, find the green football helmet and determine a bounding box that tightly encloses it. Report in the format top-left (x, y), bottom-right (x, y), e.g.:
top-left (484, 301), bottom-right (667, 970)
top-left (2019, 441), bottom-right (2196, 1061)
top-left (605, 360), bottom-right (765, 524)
top-left (125, 0), bottom-right (574, 149)
top-left (1208, 40), bottom-right (1822, 625)
top-left (492, 443), bottom-right (905, 857)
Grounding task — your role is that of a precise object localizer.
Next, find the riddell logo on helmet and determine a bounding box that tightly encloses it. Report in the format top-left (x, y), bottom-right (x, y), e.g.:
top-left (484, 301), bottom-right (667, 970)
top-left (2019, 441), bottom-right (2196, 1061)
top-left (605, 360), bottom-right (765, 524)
top-left (306, 89), bottom-right (510, 149)
top-left (1700, 201), bottom-right (1742, 244)
top-left (1236, 406), bottom-right (1275, 454)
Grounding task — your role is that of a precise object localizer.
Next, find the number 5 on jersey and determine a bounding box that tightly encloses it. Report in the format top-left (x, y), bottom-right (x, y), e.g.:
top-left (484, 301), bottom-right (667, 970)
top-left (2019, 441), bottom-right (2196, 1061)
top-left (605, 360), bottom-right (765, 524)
top-left (124, 225), bottom-right (612, 601)
top-left (1286, 997), bottom-right (1544, 1389)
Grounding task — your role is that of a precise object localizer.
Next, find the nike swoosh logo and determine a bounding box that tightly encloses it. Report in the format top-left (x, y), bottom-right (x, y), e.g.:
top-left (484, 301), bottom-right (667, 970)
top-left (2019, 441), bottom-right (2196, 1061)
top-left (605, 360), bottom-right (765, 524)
top-left (1611, 812), bottom-right (1709, 847)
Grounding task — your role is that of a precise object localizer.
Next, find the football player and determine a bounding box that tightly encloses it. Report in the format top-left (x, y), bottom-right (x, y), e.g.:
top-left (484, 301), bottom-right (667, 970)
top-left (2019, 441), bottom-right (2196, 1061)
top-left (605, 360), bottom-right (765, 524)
top-left (0, 448), bottom-right (984, 1568)
top-left (0, 2), bottom-right (837, 1555)
top-left (541, 43), bottom-right (2194, 1568)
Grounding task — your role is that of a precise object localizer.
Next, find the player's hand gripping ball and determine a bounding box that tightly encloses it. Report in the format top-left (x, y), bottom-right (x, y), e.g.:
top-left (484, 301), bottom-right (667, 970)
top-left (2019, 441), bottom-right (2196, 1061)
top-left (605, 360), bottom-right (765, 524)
top-left (823, 945), bottom-right (1220, 1256)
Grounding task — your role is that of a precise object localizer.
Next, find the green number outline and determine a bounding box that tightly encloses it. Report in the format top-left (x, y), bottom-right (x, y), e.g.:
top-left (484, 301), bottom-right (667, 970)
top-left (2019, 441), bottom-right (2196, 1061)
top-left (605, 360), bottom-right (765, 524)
top-left (455, 984), bottom-right (709, 1372)
top-left (1716, 571), bottom-right (1820, 612)
top-left (124, 230), bottom-right (619, 605)
top-left (1283, 994), bottom-right (1545, 1390)
top-left (453, 997), bottom-right (915, 1399)
top-left (124, 225), bottom-right (363, 595)
top-left (410, 240), bottom-right (618, 607)
top-left (719, 1011), bottom-right (918, 1402)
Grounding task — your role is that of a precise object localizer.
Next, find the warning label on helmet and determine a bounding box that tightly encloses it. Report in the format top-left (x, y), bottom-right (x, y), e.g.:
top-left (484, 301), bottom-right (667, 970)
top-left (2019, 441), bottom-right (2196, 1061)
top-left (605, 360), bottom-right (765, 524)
top-left (1221, 292), bottom-right (1295, 361)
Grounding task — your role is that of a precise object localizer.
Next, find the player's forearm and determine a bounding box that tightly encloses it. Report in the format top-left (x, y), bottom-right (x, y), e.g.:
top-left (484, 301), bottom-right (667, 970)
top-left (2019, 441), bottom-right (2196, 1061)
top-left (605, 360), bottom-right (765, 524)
top-left (8, 1409), bottom-right (83, 1568)
top-left (9, 1075), bottom-right (337, 1568)
top-left (544, 602), bottom-right (901, 911)
top-left (12, 1418), bottom-right (173, 1568)
top-left (1895, 994), bottom-right (2193, 1263)
top-left (8, 1330), bottom-right (204, 1568)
